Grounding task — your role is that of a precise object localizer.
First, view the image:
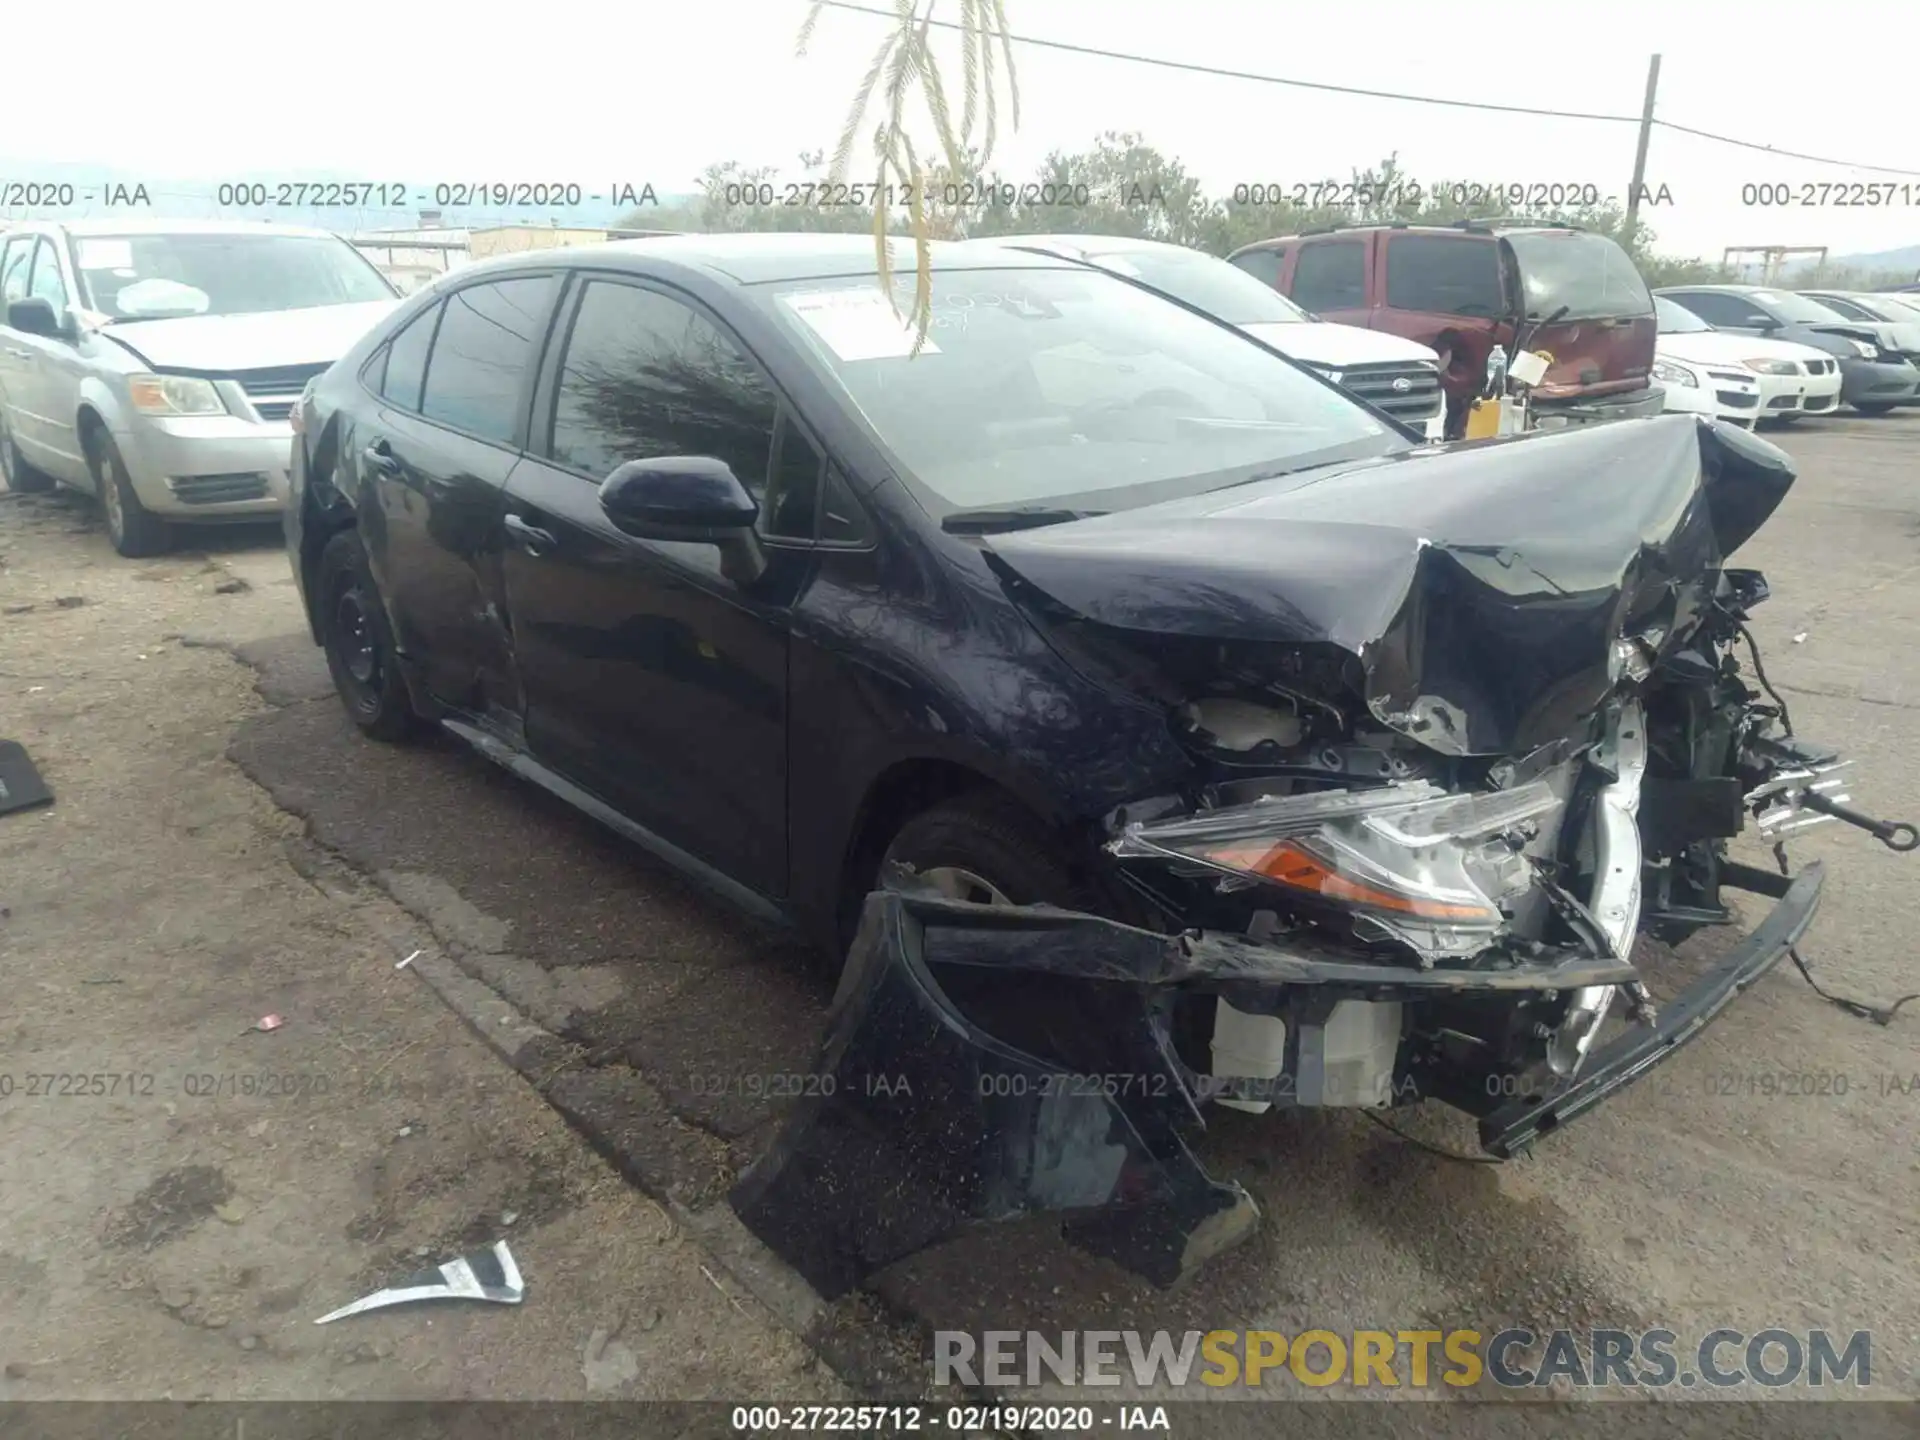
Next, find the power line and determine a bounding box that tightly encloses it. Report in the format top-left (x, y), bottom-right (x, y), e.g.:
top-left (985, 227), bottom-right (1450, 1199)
top-left (811, 0), bottom-right (1639, 123)
top-left (809, 0), bottom-right (1918, 177)
top-left (1652, 119), bottom-right (1916, 179)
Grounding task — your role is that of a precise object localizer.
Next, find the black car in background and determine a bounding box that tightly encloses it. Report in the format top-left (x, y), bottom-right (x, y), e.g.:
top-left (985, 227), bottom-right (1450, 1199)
top-left (1655, 284), bottom-right (1920, 414)
top-left (284, 234), bottom-right (1873, 1293)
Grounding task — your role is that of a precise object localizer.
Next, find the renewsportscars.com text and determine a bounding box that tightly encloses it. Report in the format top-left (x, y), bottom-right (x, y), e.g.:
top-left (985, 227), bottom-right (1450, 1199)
top-left (934, 1328), bottom-right (1873, 1390)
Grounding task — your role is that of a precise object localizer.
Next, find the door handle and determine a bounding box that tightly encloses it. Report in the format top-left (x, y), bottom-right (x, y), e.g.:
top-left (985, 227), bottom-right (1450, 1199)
top-left (503, 513), bottom-right (556, 556)
top-left (362, 439), bottom-right (401, 476)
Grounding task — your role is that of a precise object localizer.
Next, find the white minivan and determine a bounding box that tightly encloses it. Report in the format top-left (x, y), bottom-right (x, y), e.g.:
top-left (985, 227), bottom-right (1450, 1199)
top-left (0, 220), bottom-right (398, 555)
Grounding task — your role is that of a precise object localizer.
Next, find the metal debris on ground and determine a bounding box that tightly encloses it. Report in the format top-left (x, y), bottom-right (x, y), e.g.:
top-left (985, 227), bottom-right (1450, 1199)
top-left (251, 1014), bottom-right (284, 1033)
top-left (396, 949), bottom-right (422, 970)
top-left (313, 1240), bottom-right (524, 1324)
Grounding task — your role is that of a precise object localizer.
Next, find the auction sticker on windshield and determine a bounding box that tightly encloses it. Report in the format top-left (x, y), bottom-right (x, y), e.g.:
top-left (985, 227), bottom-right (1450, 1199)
top-left (780, 288), bottom-right (940, 361)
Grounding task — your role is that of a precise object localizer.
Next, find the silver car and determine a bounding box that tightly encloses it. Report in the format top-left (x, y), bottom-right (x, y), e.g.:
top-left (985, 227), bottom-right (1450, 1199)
top-left (0, 219), bottom-right (397, 556)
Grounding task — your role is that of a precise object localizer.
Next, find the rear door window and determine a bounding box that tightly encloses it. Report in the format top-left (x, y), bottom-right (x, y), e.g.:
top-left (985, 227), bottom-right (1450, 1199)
top-left (419, 276), bottom-right (557, 446)
top-left (1290, 241), bottom-right (1367, 310)
top-left (1384, 235), bottom-right (1502, 317)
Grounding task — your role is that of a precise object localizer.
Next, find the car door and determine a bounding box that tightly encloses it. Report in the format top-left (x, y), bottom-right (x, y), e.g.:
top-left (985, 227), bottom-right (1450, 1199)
top-left (499, 273), bottom-right (820, 898)
top-left (355, 272), bottom-right (558, 727)
top-left (17, 237), bottom-right (87, 475)
top-left (0, 236), bottom-right (34, 452)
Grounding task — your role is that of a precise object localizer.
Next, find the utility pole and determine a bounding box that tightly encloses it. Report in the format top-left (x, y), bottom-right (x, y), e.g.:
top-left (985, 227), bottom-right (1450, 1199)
top-left (1624, 54), bottom-right (1662, 243)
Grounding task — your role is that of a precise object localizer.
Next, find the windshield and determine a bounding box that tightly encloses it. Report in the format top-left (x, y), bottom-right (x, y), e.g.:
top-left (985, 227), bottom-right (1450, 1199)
top-left (1749, 290), bottom-right (1851, 324)
top-left (1655, 296), bottom-right (1711, 333)
top-left (72, 232), bottom-right (395, 320)
top-left (1073, 247), bottom-right (1312, 325)
top-left (1876, 295), bottom-right (1920, 323)
top-left (1504, 231), bottom-right (1652, 321)
top-left (763, 267), bottom-right (1398, 514)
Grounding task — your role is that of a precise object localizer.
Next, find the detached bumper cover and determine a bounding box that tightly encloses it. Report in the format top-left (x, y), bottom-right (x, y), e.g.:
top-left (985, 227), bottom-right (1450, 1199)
top-left (730, 886), bottom-right (1632, 1294)
top-left (729, 890), bottom-right (1259, 1297)
top-left (735, 865), bottom-right (1820, 1291)
top-left (1479, 860), bottom-right (1824, 1158)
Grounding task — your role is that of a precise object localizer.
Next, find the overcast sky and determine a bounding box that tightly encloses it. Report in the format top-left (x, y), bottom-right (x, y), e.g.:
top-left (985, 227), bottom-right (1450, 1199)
top-left (10, 0), bottom-right (1919, 262)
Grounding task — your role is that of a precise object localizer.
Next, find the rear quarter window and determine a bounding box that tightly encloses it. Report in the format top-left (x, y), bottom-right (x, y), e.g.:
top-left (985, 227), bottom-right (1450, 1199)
top-left (1290, 241), bottom-right (1368, 311)
top-left (1229, 249), bottom-right (1284, 288)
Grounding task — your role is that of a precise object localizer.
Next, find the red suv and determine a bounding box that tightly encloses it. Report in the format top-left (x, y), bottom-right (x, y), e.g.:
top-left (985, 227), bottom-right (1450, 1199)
top-left (1228, 222), bottom-right (1660, 436)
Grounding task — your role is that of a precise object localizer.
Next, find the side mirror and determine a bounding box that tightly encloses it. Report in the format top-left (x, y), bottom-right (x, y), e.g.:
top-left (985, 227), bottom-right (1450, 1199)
top-left (599, 456), bottom-right (766, 584)
top-left (1748, 315), bottom-right (1781, 331)
top-left (7, 298), bottom-right (70, 341)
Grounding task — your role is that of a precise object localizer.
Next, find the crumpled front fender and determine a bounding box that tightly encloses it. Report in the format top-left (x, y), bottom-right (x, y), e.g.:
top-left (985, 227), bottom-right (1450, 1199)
top-left (729, 888), bottom-right (1259, 1295)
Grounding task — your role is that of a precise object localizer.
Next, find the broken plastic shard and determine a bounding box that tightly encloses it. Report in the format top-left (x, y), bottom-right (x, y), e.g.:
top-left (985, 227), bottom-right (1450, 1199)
top-left (312, 1240), bottom-right (524, 1324)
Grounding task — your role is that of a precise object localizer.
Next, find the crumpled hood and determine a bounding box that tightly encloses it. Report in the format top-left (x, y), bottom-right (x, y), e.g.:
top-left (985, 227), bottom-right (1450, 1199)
top-left (1808, 318), bottom-right (1913, 353)
top-left (100, 301), bottom-right (398, 374)
top-left (983, 414), bottom-right (1796, 757)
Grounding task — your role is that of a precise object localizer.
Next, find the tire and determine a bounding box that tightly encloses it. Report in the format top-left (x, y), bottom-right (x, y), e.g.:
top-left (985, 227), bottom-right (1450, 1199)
top-left (1772, 413), bottom-right (1801, 426)
top-left (881, 790), bottom-right (1108, 912)
top-left (316, 529), bottom-right (420, 742)
top-left (1853, 402), bottom-right (1896, 416)
top-left (86, 428), bottom-right (170, 557)
top-left (0, 412), bottom-right (56, 494)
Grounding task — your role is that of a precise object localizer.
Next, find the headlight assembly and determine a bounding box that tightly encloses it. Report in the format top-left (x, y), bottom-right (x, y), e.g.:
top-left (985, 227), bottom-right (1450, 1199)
top-left (1111, 780), bottom-right (1563, 961)
top-left (128, 374), bottom-right (226, 417)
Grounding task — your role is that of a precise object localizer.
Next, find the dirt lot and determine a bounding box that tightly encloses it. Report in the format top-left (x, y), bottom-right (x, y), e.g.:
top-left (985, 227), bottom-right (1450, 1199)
top-left (3, 415), bottom-right (1918, 1413)
top-left (0, 495), bottom-right (843, 1402)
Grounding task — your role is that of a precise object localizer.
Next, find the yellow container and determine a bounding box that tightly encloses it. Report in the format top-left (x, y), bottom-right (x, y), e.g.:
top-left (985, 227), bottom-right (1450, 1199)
top-left (1464, 398), bottom-right (1506, 439)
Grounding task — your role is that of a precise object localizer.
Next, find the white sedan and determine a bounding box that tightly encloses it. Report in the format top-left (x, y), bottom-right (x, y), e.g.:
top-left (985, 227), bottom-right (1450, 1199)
top-left (1654, 296), bottom-right (1842, 426)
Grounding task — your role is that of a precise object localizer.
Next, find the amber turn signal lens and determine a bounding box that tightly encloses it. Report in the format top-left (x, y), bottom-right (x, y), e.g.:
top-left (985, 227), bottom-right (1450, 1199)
top-left (1199, 839), bottom-right (1497, 922)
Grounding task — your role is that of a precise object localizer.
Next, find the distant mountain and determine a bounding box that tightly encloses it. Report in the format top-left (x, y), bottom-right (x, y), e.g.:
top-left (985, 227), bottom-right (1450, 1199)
top-left (0, 160), bottom-right (695, 233)
top-left (1777, 243), bottom-right (1920, 282)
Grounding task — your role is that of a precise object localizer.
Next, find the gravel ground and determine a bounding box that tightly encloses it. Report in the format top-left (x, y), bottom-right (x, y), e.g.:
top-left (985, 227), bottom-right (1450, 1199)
top-left (0, 495), bottom-right (844, 1403)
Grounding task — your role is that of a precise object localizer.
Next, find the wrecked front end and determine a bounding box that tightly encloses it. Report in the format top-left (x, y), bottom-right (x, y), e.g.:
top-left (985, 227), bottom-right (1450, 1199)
top-left (734, 416), bottom-right (1912, 1295)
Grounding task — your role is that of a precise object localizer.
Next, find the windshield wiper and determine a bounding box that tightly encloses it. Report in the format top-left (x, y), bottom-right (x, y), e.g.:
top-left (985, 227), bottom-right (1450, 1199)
top-left (940, 505), bottom-right (1106, 535)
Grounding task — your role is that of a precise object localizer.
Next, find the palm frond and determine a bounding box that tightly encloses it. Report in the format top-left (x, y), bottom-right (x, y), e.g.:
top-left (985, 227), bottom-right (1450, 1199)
top-left (831, 30), bottom-right (899, 182)
top-left (796, 0), bottom-right (825, 55)
top-left (985, 0), bottom-right (1020, 129)
top-left (958, 0), bottom-right (981, 142)
top-left (802, 0), bottom-right (1020, 351)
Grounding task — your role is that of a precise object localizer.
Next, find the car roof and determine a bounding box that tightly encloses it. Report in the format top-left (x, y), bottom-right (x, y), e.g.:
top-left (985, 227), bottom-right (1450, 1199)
top-left (1230, 221), bottom-right (1581, 254)
top-left (465, 231), bottom-right (1077, 286)
top-left (968, 233), bottom-right (1203, 260)
top-left (1654, 284), bottom-right (1773, 295)
top-left (34, 217), bottom-right (348, 242)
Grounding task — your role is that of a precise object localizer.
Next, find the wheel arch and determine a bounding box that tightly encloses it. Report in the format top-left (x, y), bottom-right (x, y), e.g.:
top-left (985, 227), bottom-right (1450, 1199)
top-left (830, 752), bottom-right (1086, 947)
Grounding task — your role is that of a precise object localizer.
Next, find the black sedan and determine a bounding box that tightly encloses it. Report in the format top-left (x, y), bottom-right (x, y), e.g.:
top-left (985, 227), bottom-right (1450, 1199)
top-left (284, 235), bottom-right (1876, 1294)
top-left (1655, 284), bottom-right (1920, 414)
